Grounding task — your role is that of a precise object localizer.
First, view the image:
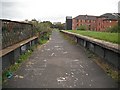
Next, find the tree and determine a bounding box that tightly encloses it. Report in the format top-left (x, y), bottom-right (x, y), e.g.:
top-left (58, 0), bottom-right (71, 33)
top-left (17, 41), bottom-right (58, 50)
top-left (77, 25), bottom-right (87, 30)
top-left (53, 23), bottom-right (65, 30)
top-left (106, 24), bottom-right (120, 33)
top-left (42, 21), bottom-right (53, 28)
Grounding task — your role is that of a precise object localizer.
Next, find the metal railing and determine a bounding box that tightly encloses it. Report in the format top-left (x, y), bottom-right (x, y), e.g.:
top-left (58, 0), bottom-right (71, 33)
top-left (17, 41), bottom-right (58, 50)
top-left (1, 19), bottom-right (35, 49)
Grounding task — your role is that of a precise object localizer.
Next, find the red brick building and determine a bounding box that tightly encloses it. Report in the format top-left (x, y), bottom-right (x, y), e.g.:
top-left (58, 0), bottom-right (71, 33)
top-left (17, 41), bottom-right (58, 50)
top-left (72, 15), bottom-right (97, 30)
top-left (72, 13), bottom-right (118, 31)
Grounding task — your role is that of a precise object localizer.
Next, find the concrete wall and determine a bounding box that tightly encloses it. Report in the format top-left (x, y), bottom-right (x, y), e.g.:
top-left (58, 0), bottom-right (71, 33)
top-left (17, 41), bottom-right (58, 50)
top-left (2, 51), bottom-right (14, 70)
top-left (2, 38), bottom-right (38, 70)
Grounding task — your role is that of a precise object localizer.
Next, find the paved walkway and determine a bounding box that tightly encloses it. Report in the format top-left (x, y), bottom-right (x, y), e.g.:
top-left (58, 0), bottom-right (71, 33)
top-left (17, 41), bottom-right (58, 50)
top-left (3, 30), bottom-right (118, 88)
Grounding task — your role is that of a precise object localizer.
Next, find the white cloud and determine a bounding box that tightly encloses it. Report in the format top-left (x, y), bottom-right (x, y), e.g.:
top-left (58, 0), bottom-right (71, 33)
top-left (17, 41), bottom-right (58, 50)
top-left (1, 0), bottom-right (119, 23)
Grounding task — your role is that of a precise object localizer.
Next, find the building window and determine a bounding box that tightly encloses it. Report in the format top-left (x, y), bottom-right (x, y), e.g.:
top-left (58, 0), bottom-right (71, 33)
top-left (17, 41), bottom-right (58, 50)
top-left (77, 19), bottom-right (79, 22)
top-left (99, 23), bottom-right (100, 25)
top-left (89, 20), bottom-right (91, 23)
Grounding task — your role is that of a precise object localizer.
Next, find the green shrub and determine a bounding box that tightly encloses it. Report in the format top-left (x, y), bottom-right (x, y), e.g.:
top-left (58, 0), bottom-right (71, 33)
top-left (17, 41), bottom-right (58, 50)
top-left (77, 25), bottom-right (87, 30)
top-left (106, 25), bottom-right (120, 33)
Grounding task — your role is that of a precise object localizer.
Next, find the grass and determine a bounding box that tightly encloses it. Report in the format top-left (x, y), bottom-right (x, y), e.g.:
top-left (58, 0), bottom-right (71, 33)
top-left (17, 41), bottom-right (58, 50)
top-left (38, 39), bottom-right (48, 45)
top-left (67, 30), bottom-right (119, 44)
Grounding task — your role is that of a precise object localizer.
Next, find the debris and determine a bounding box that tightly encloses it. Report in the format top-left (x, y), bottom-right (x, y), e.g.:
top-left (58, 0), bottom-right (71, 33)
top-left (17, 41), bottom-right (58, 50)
top-left (41, 50), bottom-right (44, 52)
top-left (80, 65), bottom-right (84, 68)
top-left (57, 77), bottom-right (66, 82)
top-left (14, 75), bottom-right (19, 78)
top-left (63, 52), bottom-right (68, 54)
top-left (89, 84), bottom-right (92, 87)
top-left (27, 61), bottom-right (34, 65)
top-left (26, 65), bottom-right (29, 67)
top-left (71, 72), bottom-right (74, 75)
top-left (74, 84), bottom-right (76, 87)
top-left (59, 48), bottom-right (64, 50)
top-left (91, 80), bottom-right (93, 82)
top-left (14, 75), bottom-right (24, 79)
top-left (46, 49), bottom-right (50, 51)
top-left (73, 59), bottom-right (79, 62)
top-left (51, 53), bottom-right (54, 56)
top-left (54, 46), bottom-right (60, 48)
top-left (15, 62), bottom-right (18, 65)
top-left (75, 78), bottom-right (78, 81)
top-left (28, 50), bottom-right (30, 53)
top-left (6, 72), bottom-right (13, 79)
top-left (19, 76), bottom-right (24, 79)
top-left (43, 59), bottom-right (47, 62)
top-left (71, 75), bottom-right (74, 77)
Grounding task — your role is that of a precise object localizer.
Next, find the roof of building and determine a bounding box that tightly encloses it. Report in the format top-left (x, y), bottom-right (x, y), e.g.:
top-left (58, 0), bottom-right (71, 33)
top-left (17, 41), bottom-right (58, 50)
top-left (73, 13), bottom-right (119, 20)
top-left (100, 13), bottom-right (118, 20)
top-left (66, 16), bottom-right (72, 19)
top-left (73, 15), bottom-right (97, 20)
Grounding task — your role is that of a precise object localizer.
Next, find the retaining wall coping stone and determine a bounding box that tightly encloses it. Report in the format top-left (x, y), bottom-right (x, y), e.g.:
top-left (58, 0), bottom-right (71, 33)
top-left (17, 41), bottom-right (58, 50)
top-left (0, 36), bottom-right (38, 57)
top-left (61, 30), bottom-right (119, 54)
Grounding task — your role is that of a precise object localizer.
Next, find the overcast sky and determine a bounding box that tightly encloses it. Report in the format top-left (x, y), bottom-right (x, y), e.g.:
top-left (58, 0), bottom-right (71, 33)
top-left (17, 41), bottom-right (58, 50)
top-left (1, 0), bottom-right (119, 23)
